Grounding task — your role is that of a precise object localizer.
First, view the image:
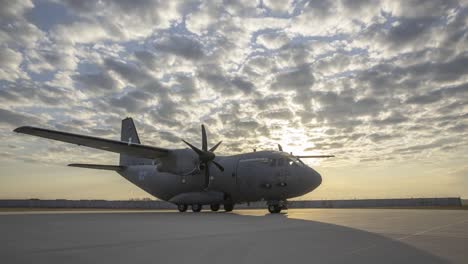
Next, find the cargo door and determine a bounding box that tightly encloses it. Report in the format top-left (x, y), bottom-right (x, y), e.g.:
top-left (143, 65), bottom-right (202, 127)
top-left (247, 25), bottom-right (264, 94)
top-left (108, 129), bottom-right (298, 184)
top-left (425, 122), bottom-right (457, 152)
top-left (236, 157), bottom-right (275, 201)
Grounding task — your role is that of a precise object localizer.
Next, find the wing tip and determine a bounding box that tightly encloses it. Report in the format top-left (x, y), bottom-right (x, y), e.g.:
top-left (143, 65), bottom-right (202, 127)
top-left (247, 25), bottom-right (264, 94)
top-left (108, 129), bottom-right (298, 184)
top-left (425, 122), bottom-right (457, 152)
top-left (13, 126), bottom-right (34, 133)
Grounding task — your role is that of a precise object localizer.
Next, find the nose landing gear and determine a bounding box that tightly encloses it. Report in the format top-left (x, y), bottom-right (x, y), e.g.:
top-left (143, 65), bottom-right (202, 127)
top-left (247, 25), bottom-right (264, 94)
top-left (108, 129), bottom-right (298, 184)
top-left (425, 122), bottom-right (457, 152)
top-left (267, 200), bottom-right (287, 214)
top-left (268, 204), bottom-right (281, 213)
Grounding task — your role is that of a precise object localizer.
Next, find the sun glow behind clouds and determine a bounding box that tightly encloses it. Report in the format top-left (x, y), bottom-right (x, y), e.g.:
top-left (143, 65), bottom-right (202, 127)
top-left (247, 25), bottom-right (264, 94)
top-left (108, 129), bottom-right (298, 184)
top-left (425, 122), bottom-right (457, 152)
top-left (269, 125), bottom-right (331, 167)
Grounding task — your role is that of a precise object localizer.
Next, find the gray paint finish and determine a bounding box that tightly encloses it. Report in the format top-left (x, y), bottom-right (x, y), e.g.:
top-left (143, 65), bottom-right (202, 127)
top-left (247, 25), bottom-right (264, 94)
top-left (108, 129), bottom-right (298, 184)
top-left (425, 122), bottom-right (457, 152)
top-left (14, 118), bottom-right (325, 211)
top-left (1, 209), bottom-right (467, 263)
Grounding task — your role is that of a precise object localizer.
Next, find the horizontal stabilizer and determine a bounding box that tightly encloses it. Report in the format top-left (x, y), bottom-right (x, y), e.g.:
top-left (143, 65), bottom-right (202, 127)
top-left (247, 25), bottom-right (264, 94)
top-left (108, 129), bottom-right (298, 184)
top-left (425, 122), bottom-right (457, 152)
top-left (14, 126), bottom-right (169, 159)
top-left (296, 155), bottom-right (335, 158)
top-left (68, 164), bottom-right (126, 171)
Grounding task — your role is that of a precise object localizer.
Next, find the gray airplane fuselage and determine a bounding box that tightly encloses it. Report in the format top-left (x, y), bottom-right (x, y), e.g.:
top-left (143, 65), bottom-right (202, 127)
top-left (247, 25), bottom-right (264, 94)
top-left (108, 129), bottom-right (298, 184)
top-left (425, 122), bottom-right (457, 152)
top-left (14, 118), bottom-right (328, 212)
top-left (119, 149), bottom-right (322, 205)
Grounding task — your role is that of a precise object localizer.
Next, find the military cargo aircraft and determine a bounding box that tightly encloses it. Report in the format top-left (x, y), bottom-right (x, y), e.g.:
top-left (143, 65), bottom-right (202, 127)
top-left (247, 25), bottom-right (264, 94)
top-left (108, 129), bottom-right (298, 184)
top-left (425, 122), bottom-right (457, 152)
top-left (14, 118), bottom-right (333, 213)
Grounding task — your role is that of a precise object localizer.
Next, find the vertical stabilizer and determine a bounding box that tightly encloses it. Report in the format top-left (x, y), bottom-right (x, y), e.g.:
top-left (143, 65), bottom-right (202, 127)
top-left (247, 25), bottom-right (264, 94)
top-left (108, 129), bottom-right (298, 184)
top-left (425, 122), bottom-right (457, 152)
top-left (121, 117), bottom-right (141, 144)
top-left (120, 118), bottom-right (152, 166)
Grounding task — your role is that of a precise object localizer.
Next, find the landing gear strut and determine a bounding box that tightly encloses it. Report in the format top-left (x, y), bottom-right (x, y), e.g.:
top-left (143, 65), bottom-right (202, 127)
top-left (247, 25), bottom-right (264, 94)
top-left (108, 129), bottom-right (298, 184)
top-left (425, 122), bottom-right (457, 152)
top-left (177, 204), bottom-right (188, 212)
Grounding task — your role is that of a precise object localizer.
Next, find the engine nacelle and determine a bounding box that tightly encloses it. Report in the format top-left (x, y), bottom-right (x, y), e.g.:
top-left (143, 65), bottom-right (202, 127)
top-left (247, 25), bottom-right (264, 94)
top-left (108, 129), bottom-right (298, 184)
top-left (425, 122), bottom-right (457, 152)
top-left (156, 148), bottom-right (200, 175)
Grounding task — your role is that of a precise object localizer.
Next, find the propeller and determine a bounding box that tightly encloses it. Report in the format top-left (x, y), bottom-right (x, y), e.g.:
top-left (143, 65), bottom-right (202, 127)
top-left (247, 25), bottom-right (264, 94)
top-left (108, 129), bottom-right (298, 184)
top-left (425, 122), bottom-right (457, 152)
top-left (182, 124), bottom-right (224, 188)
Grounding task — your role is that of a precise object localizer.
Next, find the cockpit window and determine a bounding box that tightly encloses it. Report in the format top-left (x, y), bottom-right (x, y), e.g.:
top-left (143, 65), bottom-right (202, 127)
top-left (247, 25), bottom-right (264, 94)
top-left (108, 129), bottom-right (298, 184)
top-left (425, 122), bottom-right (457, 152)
top-left (287, 157), bottom-right (304, 167)
top-left (268, 157), bottom-right (304, 167)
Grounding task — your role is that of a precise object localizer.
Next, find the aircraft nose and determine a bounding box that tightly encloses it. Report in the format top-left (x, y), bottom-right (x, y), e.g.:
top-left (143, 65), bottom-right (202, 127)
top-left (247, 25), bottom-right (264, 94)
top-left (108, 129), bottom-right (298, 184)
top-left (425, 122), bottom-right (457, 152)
top-left (308, 168), bottom-right (322, 188)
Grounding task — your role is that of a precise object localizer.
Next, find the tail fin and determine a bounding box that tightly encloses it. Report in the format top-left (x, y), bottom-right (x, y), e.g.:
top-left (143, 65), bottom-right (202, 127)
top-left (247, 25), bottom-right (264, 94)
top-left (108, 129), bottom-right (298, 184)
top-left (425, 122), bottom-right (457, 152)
top-left (119, 118), bottom-right (152, 166)
top-left (121, 117), bottom-right (141, 144)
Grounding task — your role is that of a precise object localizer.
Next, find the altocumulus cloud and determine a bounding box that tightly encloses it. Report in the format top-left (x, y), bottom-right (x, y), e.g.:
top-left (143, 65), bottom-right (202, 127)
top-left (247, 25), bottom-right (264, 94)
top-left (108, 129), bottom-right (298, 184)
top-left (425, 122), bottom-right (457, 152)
top-left (0, 0), bottom-right (467, 198)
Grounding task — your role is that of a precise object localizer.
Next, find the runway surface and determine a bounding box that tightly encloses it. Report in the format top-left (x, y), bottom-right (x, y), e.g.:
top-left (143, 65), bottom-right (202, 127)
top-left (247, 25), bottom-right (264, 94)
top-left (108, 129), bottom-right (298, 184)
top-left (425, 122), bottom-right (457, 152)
top-left (1, 209), bottom-right (467, 264)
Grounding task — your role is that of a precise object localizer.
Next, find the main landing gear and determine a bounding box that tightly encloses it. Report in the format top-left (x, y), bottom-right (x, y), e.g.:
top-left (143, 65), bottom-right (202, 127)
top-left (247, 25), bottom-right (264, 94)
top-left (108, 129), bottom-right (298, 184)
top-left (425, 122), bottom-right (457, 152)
top-left (177, 204), bottom-right (187, 212)
top-left (177, 203), bottom-right (234, 212)
top-left (210, 204), bottom-right (220, 211)
top-left (177, 204), bottom-right (203, 212)
top-left (191, 204), bottom-right (202, 212)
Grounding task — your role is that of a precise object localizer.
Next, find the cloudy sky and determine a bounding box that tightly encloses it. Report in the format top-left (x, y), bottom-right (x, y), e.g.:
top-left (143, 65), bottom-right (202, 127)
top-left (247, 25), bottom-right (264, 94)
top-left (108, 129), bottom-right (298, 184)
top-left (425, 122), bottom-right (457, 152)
top-left (1, 0), bottom-right (467, 200)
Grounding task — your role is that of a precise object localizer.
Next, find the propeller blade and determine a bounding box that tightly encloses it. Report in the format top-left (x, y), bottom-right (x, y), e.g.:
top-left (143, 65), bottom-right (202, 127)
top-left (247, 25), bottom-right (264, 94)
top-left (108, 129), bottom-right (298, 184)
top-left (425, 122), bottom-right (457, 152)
top-left (209, 141), bottom-right (222, 152)
top-left (278, 144), bottom-right (283, 152)
top-left (204, 162), bottom-right (210, 188)
top-left (296, 155), bottom-right (335, 158)
top-left (212, 160), bottom-right (224, 172)
top-left (182, 139), bottom-right (204, 156)
top-left (201, 124), bottom-right (207, 151)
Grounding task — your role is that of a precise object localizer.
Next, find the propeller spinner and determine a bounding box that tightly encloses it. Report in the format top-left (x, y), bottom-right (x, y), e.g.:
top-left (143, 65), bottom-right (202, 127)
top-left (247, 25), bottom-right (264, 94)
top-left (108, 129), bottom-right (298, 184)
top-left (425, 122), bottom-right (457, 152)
top-left (183, 125), bottom-right (224, 188)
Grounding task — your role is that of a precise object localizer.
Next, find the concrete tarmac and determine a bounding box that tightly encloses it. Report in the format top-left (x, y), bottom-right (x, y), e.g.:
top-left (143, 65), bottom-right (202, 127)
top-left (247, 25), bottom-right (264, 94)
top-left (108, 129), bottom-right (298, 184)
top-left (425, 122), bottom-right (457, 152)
top-left (1, 209), bottom-right (467, 264)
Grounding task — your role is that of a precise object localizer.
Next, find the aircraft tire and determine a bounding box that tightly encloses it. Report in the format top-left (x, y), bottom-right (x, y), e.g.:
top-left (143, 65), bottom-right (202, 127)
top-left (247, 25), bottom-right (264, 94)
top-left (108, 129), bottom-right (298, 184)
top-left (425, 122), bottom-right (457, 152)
top-left (177, 204), bottom-right (187, 212)
top-left (210, 204), bottom-right (220, 211)
top-left (268, 204), bottom-right (281, 214)
top-left (224, 204), bottom-right (234, 212)
top-left (191, 204), bottom-right (202, 212)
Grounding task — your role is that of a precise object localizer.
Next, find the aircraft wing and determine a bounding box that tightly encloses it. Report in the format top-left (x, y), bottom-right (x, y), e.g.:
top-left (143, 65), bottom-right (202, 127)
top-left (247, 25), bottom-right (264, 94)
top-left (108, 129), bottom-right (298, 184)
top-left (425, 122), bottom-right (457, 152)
top-left (14, 126), bottom-right (170, 159)
top-left (68, 164), bottom-right (126, 171)
top-left (295, 155), bottom-right (335, 158)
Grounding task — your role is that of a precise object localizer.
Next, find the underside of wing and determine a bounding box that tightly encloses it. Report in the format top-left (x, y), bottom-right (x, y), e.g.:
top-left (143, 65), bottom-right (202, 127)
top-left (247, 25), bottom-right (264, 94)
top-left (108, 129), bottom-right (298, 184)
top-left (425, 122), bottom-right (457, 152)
top-left (14, 126), bottom-right (170, 159)
top-left (68, 164), bottom-right (126, 171)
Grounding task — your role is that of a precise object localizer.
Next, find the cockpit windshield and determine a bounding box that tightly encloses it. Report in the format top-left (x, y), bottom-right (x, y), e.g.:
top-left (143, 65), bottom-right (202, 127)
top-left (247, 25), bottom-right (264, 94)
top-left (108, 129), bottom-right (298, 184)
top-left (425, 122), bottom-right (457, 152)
top-left (287, 156), bottom-right (304, 167)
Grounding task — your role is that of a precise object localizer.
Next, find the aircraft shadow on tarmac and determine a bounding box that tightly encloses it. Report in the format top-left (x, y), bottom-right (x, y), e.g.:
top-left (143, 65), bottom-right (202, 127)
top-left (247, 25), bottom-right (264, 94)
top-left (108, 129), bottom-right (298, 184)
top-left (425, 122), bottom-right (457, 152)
top-left (0, 211), bottom-right (450, 264)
